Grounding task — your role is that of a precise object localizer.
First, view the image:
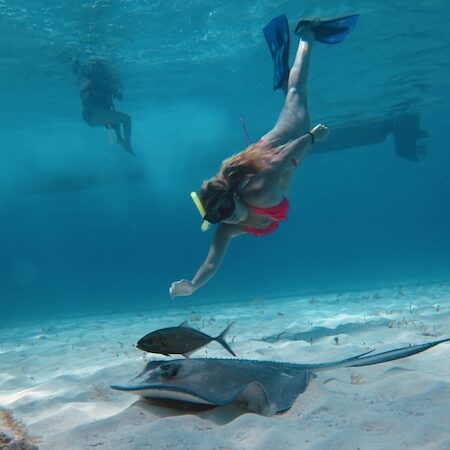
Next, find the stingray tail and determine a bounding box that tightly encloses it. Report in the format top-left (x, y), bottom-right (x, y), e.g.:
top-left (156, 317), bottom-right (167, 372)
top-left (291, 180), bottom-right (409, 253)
top-left (313, 338), bottom-right (450, 371)
top-left (215, 322), bottom-right (236, 357)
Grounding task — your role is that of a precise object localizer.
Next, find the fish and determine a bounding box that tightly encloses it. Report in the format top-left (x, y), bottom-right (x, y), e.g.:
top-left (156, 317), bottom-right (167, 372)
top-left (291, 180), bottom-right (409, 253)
top-left (112, 338), bottom-right (450, 415)
top-left (136, 321), bottom-right (236, 358)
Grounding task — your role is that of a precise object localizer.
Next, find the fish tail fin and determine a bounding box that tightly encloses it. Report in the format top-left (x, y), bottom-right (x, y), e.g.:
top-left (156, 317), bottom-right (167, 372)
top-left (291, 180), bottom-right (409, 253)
top-left (215, 322), bottom-right (236, 357)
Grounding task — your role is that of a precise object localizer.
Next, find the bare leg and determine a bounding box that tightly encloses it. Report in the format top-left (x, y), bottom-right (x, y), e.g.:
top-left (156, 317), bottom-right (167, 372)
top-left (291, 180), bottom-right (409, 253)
top-left (262, 29), bottom-right (314, 147)
top-left (110, 123), bottom-right (125, 145)
top-left (262, 29), bottom-right (315, 193)
top-left (88, 109), bottom-right (133, 154)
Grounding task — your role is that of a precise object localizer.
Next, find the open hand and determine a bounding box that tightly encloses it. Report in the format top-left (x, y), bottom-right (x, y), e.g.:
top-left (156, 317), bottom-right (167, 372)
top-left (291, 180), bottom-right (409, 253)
top-left (169, 279), bottom-right (195, 299)
top-left (310, 123), bottom-right (329, 142)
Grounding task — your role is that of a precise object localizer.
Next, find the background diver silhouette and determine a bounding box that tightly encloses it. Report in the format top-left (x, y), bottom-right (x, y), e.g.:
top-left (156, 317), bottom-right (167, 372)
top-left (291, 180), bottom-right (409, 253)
top-left (73, 58), bottom-right (134, 154)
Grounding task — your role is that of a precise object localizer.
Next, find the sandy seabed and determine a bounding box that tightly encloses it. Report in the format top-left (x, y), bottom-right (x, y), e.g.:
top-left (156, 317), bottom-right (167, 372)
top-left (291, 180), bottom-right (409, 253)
top-left (1, 282), bottom-right (450, 450)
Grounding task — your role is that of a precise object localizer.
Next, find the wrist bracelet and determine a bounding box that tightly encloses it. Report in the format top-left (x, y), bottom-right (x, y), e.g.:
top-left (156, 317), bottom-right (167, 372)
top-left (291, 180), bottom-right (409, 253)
top-left (307, 131), bottom-right (315, 144)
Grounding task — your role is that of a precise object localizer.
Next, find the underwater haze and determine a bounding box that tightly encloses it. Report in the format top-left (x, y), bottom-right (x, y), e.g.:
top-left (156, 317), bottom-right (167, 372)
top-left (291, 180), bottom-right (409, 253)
top-left (1, 0), bottom-right (450, 322)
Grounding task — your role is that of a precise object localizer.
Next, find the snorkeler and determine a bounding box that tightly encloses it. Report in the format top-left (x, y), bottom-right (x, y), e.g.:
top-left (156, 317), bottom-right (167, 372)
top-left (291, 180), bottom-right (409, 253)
top-left (170, 14), bottom-right (359, 299)
top-left (73, 59), bottom-right (134, 154)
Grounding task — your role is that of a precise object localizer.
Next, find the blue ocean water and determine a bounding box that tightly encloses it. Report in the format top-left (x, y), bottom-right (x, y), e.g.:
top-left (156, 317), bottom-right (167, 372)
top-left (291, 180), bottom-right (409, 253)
top-left (1, 0), bottom-right (449, 322)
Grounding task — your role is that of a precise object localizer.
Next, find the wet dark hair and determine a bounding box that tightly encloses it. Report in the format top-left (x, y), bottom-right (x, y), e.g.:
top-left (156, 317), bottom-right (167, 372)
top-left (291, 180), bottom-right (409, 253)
top-left (199, 142), bottom-right (271, 222)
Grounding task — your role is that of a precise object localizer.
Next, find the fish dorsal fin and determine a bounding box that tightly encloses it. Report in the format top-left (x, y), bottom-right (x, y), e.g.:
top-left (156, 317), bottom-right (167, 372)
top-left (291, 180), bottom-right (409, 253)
top-left (234, 382), bottom-right (274, 416)
top-left (179, 320), bottom-right (190, 328)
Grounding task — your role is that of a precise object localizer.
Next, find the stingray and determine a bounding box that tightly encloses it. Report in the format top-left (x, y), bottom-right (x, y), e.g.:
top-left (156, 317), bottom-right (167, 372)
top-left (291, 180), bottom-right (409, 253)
top-left (111, 338), bottom-right (449, 415)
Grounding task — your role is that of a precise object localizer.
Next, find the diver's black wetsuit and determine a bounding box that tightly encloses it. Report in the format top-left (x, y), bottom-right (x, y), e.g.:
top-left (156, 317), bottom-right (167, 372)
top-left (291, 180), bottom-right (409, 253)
top-left (78, 60), bottom-right (121, 126)
top-left (80, 81), bottom-right (115, 126)
top-left (74, 60), bottom-right (132, 153)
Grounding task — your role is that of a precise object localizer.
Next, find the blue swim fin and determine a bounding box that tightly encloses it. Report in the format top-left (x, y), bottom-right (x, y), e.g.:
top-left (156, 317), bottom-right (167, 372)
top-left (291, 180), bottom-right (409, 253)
top-left (295, 14), bottom-right (360, 44)
top-left (263, 15), bottom-right (290, 91)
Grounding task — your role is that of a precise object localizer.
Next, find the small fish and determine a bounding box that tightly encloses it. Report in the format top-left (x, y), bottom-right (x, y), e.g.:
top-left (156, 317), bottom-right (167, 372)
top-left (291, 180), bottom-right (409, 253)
top-left (136, 321), bottom-right (236, 358)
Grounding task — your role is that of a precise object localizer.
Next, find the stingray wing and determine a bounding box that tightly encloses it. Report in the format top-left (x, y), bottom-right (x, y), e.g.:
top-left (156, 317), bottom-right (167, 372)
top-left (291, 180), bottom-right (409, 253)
top-left (110, 380), bottom-right (272, 413)
top-left (111, 383), bottom-right (216, 406)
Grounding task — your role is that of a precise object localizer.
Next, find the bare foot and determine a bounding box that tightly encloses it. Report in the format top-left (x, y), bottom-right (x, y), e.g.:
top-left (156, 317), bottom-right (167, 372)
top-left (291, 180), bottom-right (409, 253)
top-left (117, 137), bottom-right (135, 155)
top-left (123, 143), bottom-right (136, 155)
top-left (300, 27), bottom-right (316, 42)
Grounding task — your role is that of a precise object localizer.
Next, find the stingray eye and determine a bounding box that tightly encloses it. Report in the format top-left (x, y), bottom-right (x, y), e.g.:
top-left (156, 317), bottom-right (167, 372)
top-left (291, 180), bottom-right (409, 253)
top-left (157, 363), bottom-right (179, 379)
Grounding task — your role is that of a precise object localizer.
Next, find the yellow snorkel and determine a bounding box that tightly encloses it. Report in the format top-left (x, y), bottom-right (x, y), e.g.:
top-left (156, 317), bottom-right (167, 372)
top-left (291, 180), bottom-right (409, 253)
top-left (190, 192), bottom-right (210, 232)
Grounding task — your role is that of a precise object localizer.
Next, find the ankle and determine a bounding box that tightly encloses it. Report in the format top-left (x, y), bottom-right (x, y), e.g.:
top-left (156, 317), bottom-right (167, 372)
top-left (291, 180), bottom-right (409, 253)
top-left (299, 28), bottom-right (315, 42)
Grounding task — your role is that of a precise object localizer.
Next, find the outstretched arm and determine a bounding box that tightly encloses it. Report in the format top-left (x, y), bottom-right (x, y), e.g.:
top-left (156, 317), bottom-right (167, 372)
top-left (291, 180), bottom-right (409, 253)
top-left (169, 224), bottom-right (241, 299)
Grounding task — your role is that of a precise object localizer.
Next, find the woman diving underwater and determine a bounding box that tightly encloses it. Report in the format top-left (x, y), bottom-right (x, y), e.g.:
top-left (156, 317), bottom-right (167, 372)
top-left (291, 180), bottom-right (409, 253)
top-left (170, 14), bottom-right (359, 299)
